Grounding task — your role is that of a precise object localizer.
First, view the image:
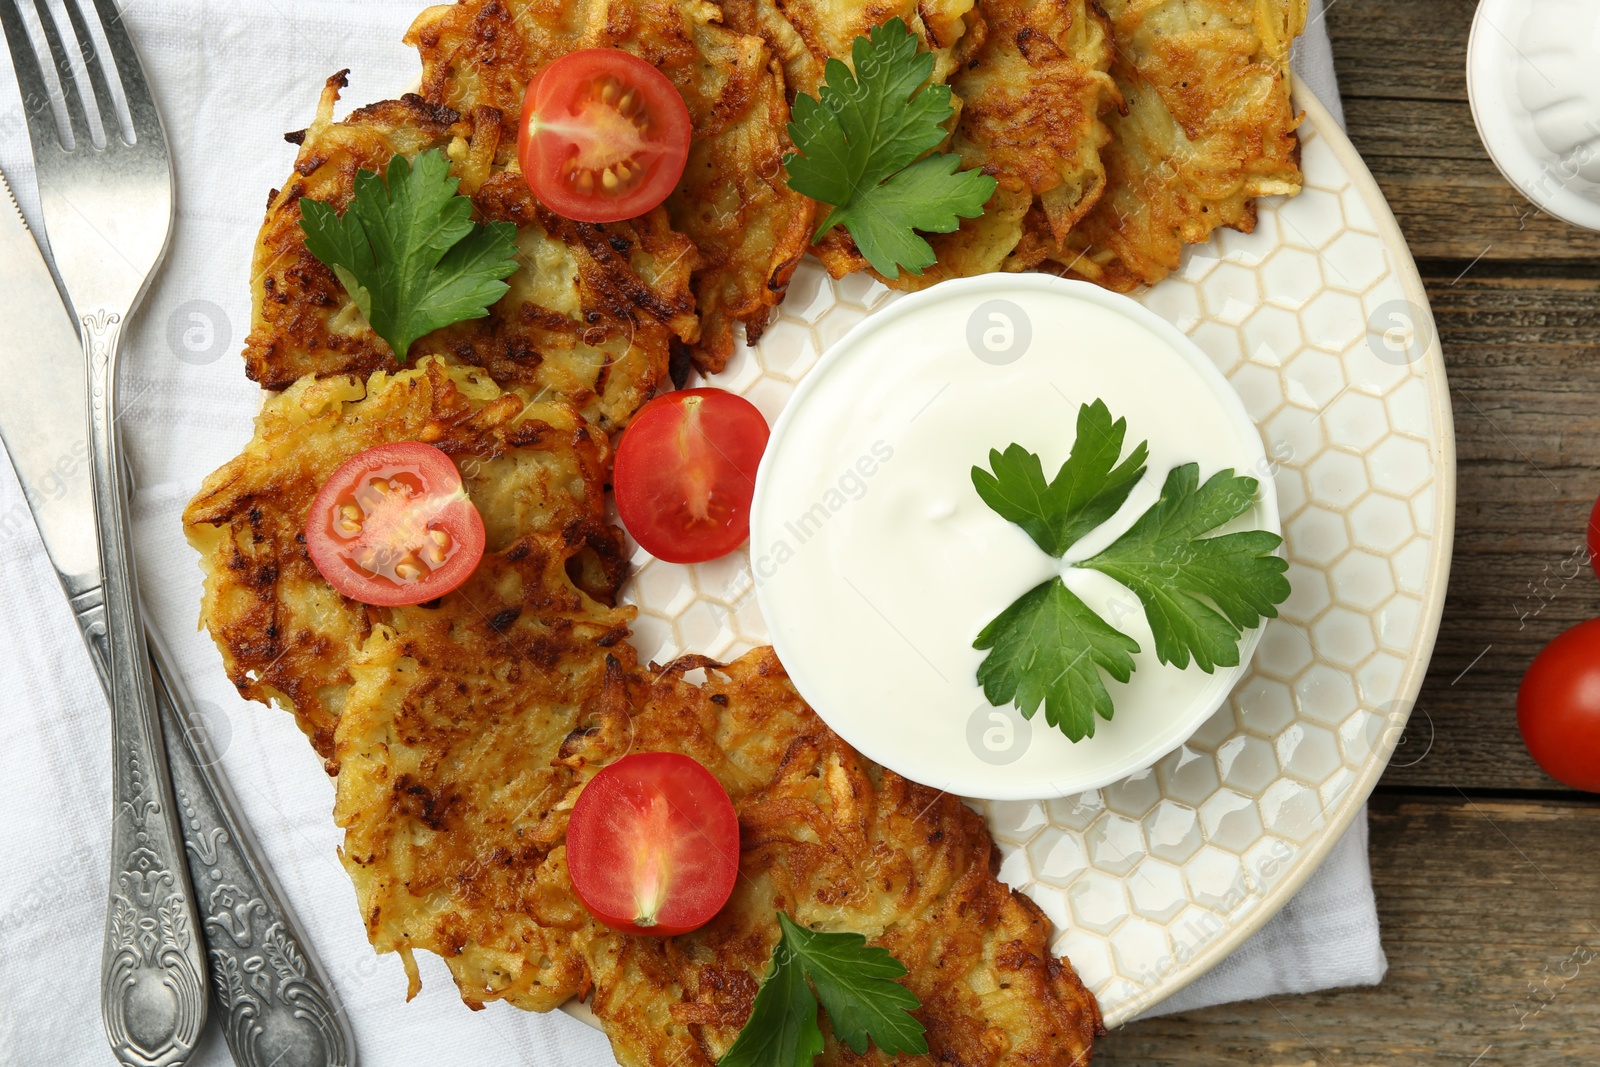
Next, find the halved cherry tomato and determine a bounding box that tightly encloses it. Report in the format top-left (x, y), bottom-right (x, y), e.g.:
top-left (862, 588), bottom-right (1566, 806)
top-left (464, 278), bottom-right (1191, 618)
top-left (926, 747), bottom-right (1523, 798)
top-left (1517, 617), bottom-right (1600, 792)
top-left (613, 388), bottom-right (770, 564)
top-left (519, 49), bottom-right (692, 223)
top-left (304, 442), bottom-right (485, 607)
top-left (566, 752), bottom-right (740, 935)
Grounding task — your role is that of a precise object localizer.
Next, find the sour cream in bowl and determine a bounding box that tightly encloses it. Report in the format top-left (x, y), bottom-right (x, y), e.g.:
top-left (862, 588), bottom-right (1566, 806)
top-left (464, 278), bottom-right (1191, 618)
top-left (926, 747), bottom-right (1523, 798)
top-left (749, 274), bottom-right (1282, 801)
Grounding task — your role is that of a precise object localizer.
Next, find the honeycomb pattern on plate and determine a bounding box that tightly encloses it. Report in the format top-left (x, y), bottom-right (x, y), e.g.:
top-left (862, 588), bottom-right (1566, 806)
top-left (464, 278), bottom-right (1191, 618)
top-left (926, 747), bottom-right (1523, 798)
top-left (616, 91), bottom-right (1448, 1025)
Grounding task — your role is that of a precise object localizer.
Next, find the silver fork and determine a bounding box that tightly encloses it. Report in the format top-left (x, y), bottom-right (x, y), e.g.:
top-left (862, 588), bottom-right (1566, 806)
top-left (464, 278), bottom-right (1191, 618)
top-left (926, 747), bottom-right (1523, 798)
top-left (0, 4), bottom-right (349, 1066)
top-left (0, 2), bottom-right (202, 1064)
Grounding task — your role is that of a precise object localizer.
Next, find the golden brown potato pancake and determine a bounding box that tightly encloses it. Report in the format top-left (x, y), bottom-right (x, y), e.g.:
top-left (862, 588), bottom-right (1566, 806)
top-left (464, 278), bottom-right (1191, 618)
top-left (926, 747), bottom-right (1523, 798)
top-left (332, 645), bottom-right (1103, 1064)
top-left (245, 73), bottom-right (698, 433)
top-left (183, 359), bottom-right (631, 764)
top-left (332, 631), bottom-right (634, 1012)
top-left (408, 0), bottom-right (815, 375)
top-left (806, 0), bottom-right (1119, 291)
top-left (1052, 0), bottom-right (1308, 290)
top-left (569, 651), bottom-right (1106, 1067)
top-left (717, 0), bottom-right (980, 98)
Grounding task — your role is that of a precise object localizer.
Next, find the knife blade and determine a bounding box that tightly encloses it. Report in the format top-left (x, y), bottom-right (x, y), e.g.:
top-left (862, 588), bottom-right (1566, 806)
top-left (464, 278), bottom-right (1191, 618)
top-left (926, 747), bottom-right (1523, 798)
top-left (0, 165), bottom-right (354, 1067)
top-left (0, 168), bottom-right (98, 595)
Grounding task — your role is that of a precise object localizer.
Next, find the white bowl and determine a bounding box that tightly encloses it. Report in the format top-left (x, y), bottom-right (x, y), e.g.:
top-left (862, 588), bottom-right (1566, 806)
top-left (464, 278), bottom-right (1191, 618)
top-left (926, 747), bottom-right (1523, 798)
top-left (1468, 0), bottom-right (1600, 231)
top-left (748, 275), bottom-right (1280, 800)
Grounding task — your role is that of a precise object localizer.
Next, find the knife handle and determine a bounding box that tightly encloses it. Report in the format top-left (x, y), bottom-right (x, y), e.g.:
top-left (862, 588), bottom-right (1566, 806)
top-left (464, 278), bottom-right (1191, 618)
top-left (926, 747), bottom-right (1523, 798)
top-left (146, 628), bottom-right (356, 1067)
top-left (77, 588), bottom-right (208, 1067)
top-left (82, 307), bottom-right (208, 1067)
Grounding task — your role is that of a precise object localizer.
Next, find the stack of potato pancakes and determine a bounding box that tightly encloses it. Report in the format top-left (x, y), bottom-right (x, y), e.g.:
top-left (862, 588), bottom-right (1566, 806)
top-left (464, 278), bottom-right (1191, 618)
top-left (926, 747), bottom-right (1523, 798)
top-left (185, 2), bottom-right (1307, 1063)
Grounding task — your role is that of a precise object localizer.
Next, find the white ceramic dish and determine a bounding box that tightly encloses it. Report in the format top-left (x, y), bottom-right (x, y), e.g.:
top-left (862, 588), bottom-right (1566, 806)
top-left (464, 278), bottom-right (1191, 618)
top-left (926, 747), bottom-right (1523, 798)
top-left (1467, 0), bottom-right (1600, 231)
top-left (748, 275), bottom-right (1281, 801)
top-left (608, 85), bottom-right (1454, 1025)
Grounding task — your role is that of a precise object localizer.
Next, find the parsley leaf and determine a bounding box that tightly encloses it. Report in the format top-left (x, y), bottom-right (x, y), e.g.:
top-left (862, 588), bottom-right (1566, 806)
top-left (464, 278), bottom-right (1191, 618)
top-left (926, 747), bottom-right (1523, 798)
top-left (973, 399), bottom-right (1149, 558)
top-left (971, 401), bottom-right (1291, 741)
top-left (1082, 465), bottom-right (1291, 672)
top-left (720, 913), bottom-right (925, 1067)
top-left (784, 18), bottom-right (997, 279)
top-left (719, 930), bottom-right (824, 1067)
top-left (974, 578), bottom-right (1140, 741)
top-left (299, 148), bottom-right (519, 362)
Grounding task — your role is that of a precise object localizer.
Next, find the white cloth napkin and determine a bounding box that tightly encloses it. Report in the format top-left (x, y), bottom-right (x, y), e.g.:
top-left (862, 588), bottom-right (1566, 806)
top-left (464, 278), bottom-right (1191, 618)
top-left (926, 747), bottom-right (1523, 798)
top-left (0, 1), bottom-right (1379, 1062)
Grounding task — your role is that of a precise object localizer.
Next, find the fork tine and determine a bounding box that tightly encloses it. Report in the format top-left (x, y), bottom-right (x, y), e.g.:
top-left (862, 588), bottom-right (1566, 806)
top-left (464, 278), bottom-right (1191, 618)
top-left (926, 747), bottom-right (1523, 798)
top-left (61, 0), bottom-right (119, 142)
top-left (28, 0), bottom-right (92, 148)
top-left (0, 0), bottom-right (65, 153)
top-left (84, 0), bottom-right (159, 147)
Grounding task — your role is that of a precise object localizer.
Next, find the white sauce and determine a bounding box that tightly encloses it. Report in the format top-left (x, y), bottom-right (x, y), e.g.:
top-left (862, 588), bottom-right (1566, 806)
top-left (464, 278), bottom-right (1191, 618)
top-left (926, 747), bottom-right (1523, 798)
top-left (750, 276), bottom-right (1278, 800)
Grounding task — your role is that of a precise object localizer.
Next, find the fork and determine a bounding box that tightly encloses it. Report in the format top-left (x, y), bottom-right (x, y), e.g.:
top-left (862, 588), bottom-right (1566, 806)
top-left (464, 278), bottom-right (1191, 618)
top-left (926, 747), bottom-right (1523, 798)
top-left (0, 2), bottom-right (204, 1063)
top-left (0, 4), bottom-right (352, 1066)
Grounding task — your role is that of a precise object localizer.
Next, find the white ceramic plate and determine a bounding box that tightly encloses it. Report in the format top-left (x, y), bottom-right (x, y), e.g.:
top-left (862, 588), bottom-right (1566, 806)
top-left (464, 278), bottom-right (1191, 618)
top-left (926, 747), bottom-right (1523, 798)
top-left (608, 86), bottom-right (1454, 1025)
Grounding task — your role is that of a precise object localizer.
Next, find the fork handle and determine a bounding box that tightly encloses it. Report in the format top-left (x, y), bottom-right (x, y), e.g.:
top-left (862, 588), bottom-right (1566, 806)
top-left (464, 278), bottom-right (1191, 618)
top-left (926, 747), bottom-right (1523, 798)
top-left (83, 308), bottom-right (208, 1067)
top-left (148, 630), bottom-right (356, 1067)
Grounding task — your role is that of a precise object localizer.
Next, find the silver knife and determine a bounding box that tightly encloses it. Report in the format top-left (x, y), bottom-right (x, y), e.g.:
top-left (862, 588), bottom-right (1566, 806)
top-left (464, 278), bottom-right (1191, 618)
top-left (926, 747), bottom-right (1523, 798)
top-left (0, 168), bottom-right (354, 1067)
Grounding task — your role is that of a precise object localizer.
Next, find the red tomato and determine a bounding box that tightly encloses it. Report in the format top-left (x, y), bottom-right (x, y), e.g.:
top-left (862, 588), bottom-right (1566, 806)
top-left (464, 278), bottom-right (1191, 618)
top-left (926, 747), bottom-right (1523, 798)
top-left (566, 752), bottom-right (740, 935)
top-left (304, 442), bottom-right (485, 607)
top-left (519, 49), bottom-right (692, 223)
top-left (1517, 618), bottom-right (1600, 792)
top-left (1588, 490), bottom-right (1599, 580)
top-left (613, 389), bottom-right (769, 564)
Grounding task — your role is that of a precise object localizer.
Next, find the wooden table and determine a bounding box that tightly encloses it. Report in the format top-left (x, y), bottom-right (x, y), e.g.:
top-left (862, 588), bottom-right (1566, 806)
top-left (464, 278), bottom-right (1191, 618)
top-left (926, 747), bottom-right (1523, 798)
top-left (1098, 2), bottom-right (1600, 1062)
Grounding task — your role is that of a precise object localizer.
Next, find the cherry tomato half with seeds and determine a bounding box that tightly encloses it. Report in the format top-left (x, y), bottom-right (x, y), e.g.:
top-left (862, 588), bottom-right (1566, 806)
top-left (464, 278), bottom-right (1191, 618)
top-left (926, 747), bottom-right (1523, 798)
top-left (304, 441), bottom-right (485, 607)
top-left (613, 388), bottom-right (770, 564)
top-left (1517, 617), bottom-right (1600, 792)
top-left (565, 752), bottom-right (740, 936)
top-left (519, 48), bottom-right (692, 223)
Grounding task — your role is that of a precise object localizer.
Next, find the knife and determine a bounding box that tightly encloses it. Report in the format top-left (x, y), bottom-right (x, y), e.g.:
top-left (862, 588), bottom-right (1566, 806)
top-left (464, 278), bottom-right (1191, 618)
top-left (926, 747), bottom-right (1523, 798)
top-left (0, 167), bottom-right (354, 1067)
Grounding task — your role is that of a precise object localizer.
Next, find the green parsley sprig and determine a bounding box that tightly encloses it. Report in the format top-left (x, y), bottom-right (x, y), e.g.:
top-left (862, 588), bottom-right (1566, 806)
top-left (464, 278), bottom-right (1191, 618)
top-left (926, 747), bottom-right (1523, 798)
top-left (719, 912), bottom-right (926, 1067)
top-left (783, 18), bottom-right (997, 279)
top-left (299, 148), bottom-right (519, 362)
top-left (973, 400), bottom-right (1291, 741)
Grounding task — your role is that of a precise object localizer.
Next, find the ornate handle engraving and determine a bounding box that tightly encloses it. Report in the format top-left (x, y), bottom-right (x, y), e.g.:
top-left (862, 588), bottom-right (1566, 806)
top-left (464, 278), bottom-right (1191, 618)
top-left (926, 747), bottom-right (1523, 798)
top-left (152, 647), bottom-right (355, 1067)
top-left (74, 602), bottom-right (356, 1067)
top-left (82, 307), bottom-right (208, 1067)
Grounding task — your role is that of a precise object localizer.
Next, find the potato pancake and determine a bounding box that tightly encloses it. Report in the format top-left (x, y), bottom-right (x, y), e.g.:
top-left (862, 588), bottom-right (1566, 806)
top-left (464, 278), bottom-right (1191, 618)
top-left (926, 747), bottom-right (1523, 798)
top-left (1052, 0), bottom-right (1308, 290)
top-left (568, 651), bottom-right (1106, 1067)
top-left (245, 74), bottom-right (698, 433)
top-left (408, 0), bottom-right (815, 375)
top-left (806, 0), bottom-right (1119, 291)
top-left (332, 645), bottom-right (1103, 1064)
top-left (183, 359), bottom-right (630, 763)
top-left (717, 0), bottom-right (981, 98)
top-left (332, 635), bottom-right (633, 1012)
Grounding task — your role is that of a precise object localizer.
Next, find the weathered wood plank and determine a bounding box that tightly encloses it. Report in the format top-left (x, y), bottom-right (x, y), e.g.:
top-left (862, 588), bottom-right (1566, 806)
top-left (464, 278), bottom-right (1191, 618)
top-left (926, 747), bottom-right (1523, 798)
top-left (1378, 274), bottom-right (1600, 794)
top-left (1096, 795), bottom-right (1600, 1065)
top-left (1372, 173), bottom-right (1600, 263)
top-left (1324, 0), bottom-right (1474, 103)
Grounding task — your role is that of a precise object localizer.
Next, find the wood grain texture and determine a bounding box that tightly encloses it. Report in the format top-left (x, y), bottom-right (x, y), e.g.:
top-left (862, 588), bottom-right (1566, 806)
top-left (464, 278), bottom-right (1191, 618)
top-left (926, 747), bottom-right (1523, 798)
top-left (1384, 275), bottom-right (1600, 792)
top-left (1097, 795), bottom-right (1600, 1066)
